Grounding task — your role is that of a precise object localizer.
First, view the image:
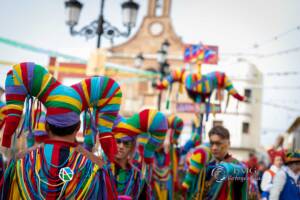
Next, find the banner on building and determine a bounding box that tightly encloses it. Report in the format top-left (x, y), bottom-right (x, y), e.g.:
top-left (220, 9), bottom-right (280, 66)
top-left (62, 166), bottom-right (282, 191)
top-left (184, 44), bottom-right (218, 64)
top-left (176, 102), bottom-right (221, 114)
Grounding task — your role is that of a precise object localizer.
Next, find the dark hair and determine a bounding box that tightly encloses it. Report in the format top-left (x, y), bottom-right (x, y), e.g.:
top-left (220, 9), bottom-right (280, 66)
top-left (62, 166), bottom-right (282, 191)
top-left (208, 126), bottom-right (230, 140)
top-left (46, 121), bottom-right (80, 136)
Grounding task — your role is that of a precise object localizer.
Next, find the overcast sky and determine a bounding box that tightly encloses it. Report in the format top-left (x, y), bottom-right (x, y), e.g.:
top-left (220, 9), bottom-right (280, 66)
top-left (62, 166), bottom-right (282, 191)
top-left (0, 0), bottom-right (299, 147)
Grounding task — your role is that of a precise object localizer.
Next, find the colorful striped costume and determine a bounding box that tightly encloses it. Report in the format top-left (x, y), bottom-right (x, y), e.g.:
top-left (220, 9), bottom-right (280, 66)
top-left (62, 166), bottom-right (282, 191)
top-left (0, 62), bottom-right (117, 199)
top-left (181, 121), bottom-right (201, 155)
top-left (182, 145), bottom-right (212, 200)
top-left (1, 141), bottom-right (115, 199)
top-left (112, 109), bottom-right (168, 199)
top-left (0, 101), bottom-right (5, 130)
top-left (71, 76), bottom-right (122, 161)
top-left (152, 115), bottom-right (184, 200)
top-left (2, 62), bottom-right (82, 148)
top-left (167, 115), bottom-right (183, 198)
top-left (110, 162), bottom-right (146, 200)
top-left (157, 69), bottom-right (244, 103)
top-left (114, 109), bottom-right (168, 164)
top-left (168, 115), bottom-right (184, 144)
top-left (153, 149), bottom-right (171, 200)
top-left (27, 109), bottom-right (48, 148)
top-left (205, 154), bottom-right (248, 200)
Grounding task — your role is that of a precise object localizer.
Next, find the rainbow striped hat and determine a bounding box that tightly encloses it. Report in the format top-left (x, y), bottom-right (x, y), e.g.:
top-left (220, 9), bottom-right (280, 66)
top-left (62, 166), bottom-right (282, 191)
top-left (2, 62), bottom-right (82, 147)
top-left (113, 109), bottom-right (168, 163)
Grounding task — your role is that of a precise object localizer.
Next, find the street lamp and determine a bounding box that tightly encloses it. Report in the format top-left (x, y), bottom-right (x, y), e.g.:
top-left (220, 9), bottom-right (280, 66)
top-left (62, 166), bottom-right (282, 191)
top-left (64, 0), bottom-right (140, 48)
top-left (134, 52), bottom-right (144, 68)
top-left (161, 39), bottom-right (170, 53)
top-left (156, 40), bottom-right (170, 111)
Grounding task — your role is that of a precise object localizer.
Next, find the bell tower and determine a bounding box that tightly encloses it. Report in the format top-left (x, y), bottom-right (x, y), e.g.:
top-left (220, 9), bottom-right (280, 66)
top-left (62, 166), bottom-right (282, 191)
top-left (147, 0), bottom-right (171, 17)
top-left (108, 0), bottom-right (185, 68)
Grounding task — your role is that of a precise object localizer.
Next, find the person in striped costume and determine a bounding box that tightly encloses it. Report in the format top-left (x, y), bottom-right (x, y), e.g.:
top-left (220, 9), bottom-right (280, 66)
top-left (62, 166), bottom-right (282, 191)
top-left (111, 109), bottom-right (168, 200)
top-left (204, 126), bottom-right (248, 200)
top-left (152, 115), bottom-right (184, 200)
top-left (0, 62), bottom-right (118, 199)
top-left (181, 126), bottom-right (248, 200)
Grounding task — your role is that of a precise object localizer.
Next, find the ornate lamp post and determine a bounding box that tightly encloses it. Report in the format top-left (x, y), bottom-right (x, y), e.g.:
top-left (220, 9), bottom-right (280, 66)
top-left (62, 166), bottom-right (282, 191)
top-left (64, 0), bottom-right (140, 48)
top-left (157, 39), bottom-right (170, 111)
top-left (134, 52), bottom-right (145, 68)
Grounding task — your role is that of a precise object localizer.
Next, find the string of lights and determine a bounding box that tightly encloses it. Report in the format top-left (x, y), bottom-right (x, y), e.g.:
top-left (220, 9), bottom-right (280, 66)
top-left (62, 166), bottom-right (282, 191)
top-left (221, 45), bottom-right (300, 59)
top-left (249, 85), bottom-right (300, 90)
top-left (220, 25), bottom-right (300, 59)
top-left (254, 100), bottom-right (300, 113)
top-left (250, 25), bottom-right (300, 50)
top-left (258, 46), bottom-right (300, 59)
top-left (265, 71), bottom-right (300, 76)
top-left (264, 99), bottom-right (300, 104)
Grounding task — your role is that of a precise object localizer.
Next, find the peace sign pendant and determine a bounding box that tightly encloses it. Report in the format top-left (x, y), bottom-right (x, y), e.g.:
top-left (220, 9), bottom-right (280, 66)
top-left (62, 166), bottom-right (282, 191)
top-left (59, 167), bottom-right (74, 182)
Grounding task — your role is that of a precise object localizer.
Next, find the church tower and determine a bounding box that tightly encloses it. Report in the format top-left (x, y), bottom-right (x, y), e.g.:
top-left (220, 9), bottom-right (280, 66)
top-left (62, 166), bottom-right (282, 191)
top-left (106, 0), bottom-right (185, 69)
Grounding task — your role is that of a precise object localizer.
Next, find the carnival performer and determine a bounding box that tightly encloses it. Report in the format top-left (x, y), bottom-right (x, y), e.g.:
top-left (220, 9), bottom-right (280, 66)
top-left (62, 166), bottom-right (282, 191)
top-left (204, 126), bottom-right (248, 199)
top-left (270, 150), bottom-right (300, 200)
top-left (260, 150), bottom-right (284, 200)
top-left (0, 62), bottom-right (118, 199)
top-left (111, 109), bottom-right (168, 200)
top-left (181, 126), bottom-right (247, 199)
top-left (71, 76), bottom-right (122, 162)
top-left (152, 115), bottom-right (183, 200)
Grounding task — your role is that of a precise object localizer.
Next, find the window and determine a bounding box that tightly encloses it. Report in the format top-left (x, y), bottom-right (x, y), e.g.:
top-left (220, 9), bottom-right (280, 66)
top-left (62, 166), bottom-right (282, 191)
top-left (155, 0), bottom-right (164, 16)
top-left (242, 122), bottom-right (250, 134)
top-left (213, 120), bottom-right (223, 127)
top-left (244, 89), bottom-right (252, 103)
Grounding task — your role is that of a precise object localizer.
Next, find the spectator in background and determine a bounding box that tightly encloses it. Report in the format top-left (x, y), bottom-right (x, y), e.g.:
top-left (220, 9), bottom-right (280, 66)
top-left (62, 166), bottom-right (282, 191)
top-left (246, 151), bottom-right (260, 200)
top-left (257, 161), bottom-right (268, 194)
top-left (270, 151), bottom-right (300, 200)
top-left (261, 152), bottom-right (284, 200)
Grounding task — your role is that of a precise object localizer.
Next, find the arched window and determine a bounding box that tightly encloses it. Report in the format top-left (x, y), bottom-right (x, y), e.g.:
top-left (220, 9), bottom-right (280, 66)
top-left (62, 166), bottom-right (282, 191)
top-left (155, 0), bottom-right (164, 17)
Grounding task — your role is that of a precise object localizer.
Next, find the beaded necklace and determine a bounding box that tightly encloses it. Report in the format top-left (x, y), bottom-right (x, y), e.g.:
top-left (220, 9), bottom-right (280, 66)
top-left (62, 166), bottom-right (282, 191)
top-left (34, 147), bottom-right (76, 200)
top-left (15, 144), bottom-right (107, 199)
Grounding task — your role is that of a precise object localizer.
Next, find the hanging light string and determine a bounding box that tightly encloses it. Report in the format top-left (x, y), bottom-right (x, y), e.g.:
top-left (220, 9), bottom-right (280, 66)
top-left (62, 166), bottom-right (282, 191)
top-left (264, 99), bottom-right (300, 105)
top-left (250, 25), bottom-right (300, 50)
top-left (252, 100), bottom-right (300, 113)
top-left (220, 45), bottom-right (300, 59)
top-left (258, 46), bottom-right (300, 58)
top-left (264, 71), bottom-right (300, 76)
top-left (220, 25), bottom-right (300, 59)
top-left (245, 85), bottom-right (300, 90)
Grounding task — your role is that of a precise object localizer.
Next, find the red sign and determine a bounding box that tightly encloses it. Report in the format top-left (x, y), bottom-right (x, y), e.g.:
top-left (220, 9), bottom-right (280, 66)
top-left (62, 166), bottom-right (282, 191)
top-left (176, 103), bottom-right (221, 113)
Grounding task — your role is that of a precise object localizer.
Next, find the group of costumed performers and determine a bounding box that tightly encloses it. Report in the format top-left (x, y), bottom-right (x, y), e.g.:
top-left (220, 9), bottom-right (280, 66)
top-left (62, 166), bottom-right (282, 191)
top-left (0, 62), bottom-right (298, 200)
